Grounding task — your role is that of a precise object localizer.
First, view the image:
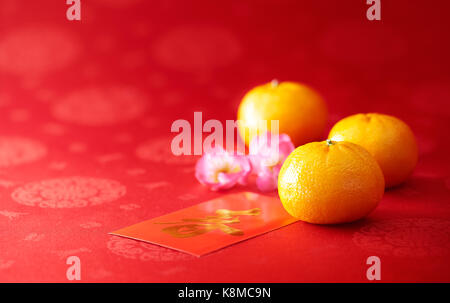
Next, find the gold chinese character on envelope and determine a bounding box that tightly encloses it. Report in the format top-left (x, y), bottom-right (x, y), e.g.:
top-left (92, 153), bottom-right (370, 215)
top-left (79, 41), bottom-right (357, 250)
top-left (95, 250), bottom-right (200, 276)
top-left (110, 192), bottom-right (298, 256)
top-left (156, 208), bottom-right (262, 238)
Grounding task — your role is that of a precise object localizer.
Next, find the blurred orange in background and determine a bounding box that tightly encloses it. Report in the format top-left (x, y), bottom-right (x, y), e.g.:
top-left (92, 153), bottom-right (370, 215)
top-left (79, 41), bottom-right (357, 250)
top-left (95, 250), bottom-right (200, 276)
top-left (237, 80), bottom-right (328, 147)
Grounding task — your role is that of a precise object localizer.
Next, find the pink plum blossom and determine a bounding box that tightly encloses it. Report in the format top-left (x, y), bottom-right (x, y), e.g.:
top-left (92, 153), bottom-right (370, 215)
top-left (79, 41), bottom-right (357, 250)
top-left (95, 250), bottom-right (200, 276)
top-left (249, 132), bottom-right (295, 192)
top-left (195, 146), bottom-right (251, 191)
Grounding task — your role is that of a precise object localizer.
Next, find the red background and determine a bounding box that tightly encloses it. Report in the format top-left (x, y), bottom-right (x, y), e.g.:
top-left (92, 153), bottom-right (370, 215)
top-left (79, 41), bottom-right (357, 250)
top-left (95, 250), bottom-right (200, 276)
top-left (0, 0), bottom-right (449, 282)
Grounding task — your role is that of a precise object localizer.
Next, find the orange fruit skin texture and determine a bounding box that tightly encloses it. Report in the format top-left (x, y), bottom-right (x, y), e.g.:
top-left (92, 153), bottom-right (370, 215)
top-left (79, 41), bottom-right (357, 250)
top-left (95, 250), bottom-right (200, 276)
top-left (329, 113), bottom-right (418, 188)
top-left (237, 81), bottom-right (328, 147)
top-left (278, 141), bottom-right (385, 224)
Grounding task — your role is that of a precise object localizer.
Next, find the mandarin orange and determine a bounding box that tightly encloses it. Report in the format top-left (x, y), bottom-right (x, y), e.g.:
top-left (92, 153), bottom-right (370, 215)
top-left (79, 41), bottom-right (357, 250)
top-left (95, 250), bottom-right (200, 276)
top-left (237, 80), bottom-right (328, 146)
top-left (278, 140), bottom-right (384, 224)
top-left (328, 113), bottom-right (418, 188)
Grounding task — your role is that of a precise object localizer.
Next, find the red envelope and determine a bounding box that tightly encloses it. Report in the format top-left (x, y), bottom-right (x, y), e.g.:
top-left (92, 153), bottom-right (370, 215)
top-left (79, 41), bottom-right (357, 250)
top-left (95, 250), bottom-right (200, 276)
top-left (110, 192), bottom-right (299, 256)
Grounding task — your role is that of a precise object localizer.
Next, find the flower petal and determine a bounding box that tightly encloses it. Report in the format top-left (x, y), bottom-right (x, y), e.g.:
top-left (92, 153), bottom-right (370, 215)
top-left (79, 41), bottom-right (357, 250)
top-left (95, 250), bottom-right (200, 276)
top-left (248, 132), bottom-right (294, 175)
top-left (195, 146), bottom-right (252, 191)
top-left (256, 170), bottom-right (278, 192)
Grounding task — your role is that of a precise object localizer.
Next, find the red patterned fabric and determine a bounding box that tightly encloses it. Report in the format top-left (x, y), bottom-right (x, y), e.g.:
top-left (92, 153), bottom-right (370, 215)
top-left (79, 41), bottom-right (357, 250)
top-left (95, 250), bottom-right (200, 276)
top-left (0, 0), bottom-right (449, 282)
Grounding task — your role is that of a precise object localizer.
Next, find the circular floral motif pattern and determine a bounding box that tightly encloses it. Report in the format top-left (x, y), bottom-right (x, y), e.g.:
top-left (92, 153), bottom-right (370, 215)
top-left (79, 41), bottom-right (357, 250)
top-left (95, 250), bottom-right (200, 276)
top-left (0, 137), bottom-right (46, 167)
top-left (0, 26), bottom-right (79, 76)
top-left (52, 87), bottom-right (147, 125)
top-left (353, 218), bottom-right (450, 257)
top-left (0, 259), bottom-right (14, 269)
top-left (107, 236), bottom-right (191, 261)
top-left (11, 177), bottom-right (126, 208)
top-left (136, 137), bottom-right (197, 165)
top-left (153, 26), bottom-right (241, 72)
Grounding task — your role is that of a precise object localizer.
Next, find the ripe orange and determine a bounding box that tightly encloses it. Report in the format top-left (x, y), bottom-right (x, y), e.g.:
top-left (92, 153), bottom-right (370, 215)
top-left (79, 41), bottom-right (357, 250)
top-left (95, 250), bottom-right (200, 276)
top-left (237, 80), bottom-right (328, 146)
top-left (278, 140), bottom-right (384, 224)
top-left (328, 113), bottom-right (418, 188)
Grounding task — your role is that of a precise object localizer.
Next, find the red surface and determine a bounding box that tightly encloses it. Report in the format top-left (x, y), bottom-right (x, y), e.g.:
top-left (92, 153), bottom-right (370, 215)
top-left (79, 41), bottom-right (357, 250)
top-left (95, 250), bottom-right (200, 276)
top-left (0, 0), bottom-right (449, 282)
